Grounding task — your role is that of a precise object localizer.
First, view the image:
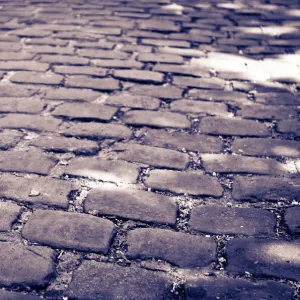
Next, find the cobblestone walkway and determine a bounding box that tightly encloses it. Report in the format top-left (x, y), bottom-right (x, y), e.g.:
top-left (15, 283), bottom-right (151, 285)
top-left (0, 0), bottom-right (300, 299)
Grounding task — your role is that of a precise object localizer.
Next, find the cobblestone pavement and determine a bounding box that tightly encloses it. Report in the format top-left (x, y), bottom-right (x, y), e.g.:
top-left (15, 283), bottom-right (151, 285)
top-left (0, 0), bottom-right (300, 299)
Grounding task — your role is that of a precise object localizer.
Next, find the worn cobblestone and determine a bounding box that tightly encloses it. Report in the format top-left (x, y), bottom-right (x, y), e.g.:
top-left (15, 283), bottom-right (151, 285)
top-left (1, 0), bottom-right (300, 298)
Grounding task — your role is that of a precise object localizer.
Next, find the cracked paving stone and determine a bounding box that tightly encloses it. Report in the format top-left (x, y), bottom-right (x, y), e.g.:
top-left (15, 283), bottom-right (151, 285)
top-left (65, 157), bottom-right (139, 184)
top-left (232, 176), bottom-right (300, 201)
top-left (10, 71), bottom-right (63, 85)
top-left (0, 202), bottom-right (21, 231)
top-left (0, 150), bottom-right (56, 175)
top-left (65, 75), bottom-right (120, 91)
top-left (189, 206), bottom-right (276, 236)
top-left (123, 110), bottom-right (190, 129)
top-left (126, 228), bottom-right (216, 268)
top-left (226, 238), bottom-right (300, 281)
top-left (85, 186), bottom-right (177, 225)
top-left (66, 261), bottom-right (173, 300)
top-left (284, 207), bottom-right (300, 234)
top-left (52, 103), bottom-right (118, 121)
top-left (30, 135), bottom-right (99, 154)
top-left (0, 130), bottom-right (24, 149)
top-left (110, 143), bottom-right (189, 170)
top-left (60, 122), bottom-right (131, 139)
top-left (142, 129), bottom-right (223, 153)
top-left (105, 93), bottom-right (160, 110)
top-left (0, 173), bottom-right (74, 208)
top-left (22, 210), bottom-right (115, 253)
top-left (0, 114), bottom-right (62, 132)
top-left (145, 170), bottom-right (223, 196)
top-left (0, 242), bottom-right (54, 287)
top-left (186, 276), bottom-right (293, 300)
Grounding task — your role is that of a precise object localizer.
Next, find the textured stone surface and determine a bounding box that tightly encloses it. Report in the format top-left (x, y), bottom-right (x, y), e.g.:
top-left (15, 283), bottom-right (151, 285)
top-left (0, 150), bottom-right (56, 175)
top-left (110, 143), bottom-right (189, 170)
top-left (0, 130), bottom-right (23, 149)
top-left (186, 277), bottom-right (293, 300)
top-left (284, 207), bottom-right (300, 234)
top-left (0, 242), bottom-right (54, 287)
top-left (0, 97), bottom-right (45, 113)
top-left (145, 170), bottom-right (223, 196)
top-left (65, 157), bottom-right (140, 184)
top-left (67, 261), bottom-right (173, 300)
top-left (127, 228), bottom-right (216, 268)
top-left (0, 202), bottom-right (21, 231)
top-left (189, 206), bottom-right (276, 236)
top-left (0, 174), bottom-right (73, 207)
top-left (0, 291), bottom-right (43, 300)
top-left (85, 186), bottom-right (177, 225)
top-left (226, 238), bottom-right (300, 281)
top-left (23, 210), bottom-right (115, 253)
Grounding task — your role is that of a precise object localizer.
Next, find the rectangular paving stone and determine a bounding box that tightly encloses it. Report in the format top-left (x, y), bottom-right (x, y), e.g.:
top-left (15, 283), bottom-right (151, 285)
top-left (0, 42), bottom-right (21, 51)
top-left (22, 210), bottom-right (115, 253)
top-left (0, 51), bottom-right (35, 60)
top-left (9, 28), bottom-right (52, 37)
top-left (0, 242), bottom-right (54, 287)
top-left (65, 75), bottom-right (120, 91)
top-left (53, 65), bottom-right (107, 76)
top-left (232, 176), bottom-right (300, 201)
top-left (0, 114), bottom-right (61, 132)
top-left (39, 54), bottom-right (89, 65)
top-left (0, 98), bottom-right (45, 114)
top-left (110, 143), bottom-right (189, 170)
top-left (187, 89), bottom-right (252, 106)
top-left (232, 138), bottom-right (300, 158)
top-left (78, 49), bottom-right (130, 59)
top-left (0, 202), bottom-right (21, 231)
top-left (30, 135), bottom-right (98, 155)
top-left (173, 76), bottom-right (225, 89)
top-left (158, 47), bottom-right (206, 58)
top-left (85, 186), bottom-right (177, 225)
top-left (52, 103), bottom-right (117, 121)
top-left (141, 38), bottom-right (190, 47)
top-left (145, 170), bottom-right (223, 196)
top-left (66, 261), bottom-right (173, 300)
top-left (186, 276), bottom-right (293, 300)
top-left (142, 129), bottom-right (223, 153)
top-left (239, 104), bottom-right (297, 120)
top-left (137, 53), bottom-right (183, 64)
top-left (189, 206), bottom-right (276, 236)
top-left (226, 238), bottom-right (300, 281)
top-left (0, 174), bottom-right (73, 208)
top-left (25, 37), bottom-right (69, 46)
top-left (65, 157), bottom-right (139, 184)
top-left (127, 228), bottom-right (216, 268)
top-left (0, 130), bottom-right (24, 149)
top-left (10, 71), bottom-right (63, 85)
top-left (129, 84), bottom-right (183, 99)
top-left (153, 64), bottom-right (210, 77)
top-left (0, 61), bottom-right (49, 72)
top-left (199, 117), bottom-right (270, 137)
top-left (0, 150), bottom-right (55, 175)
top-left (284, 207), bottom-right (300, 234)
top-left (201, 154), bottom-right (290, 176)
top-left (114, 69), bottom-right (164, 84)
top-left (171, 100), bottom-right (228, 116)
top-left (277, 120), bottom-right (300, 137)
top-left (26, 45), bottom-right (74, 55)
top-left (43, 87), bottom-right (102, 102)
top-left (60, 122), bottom-right (131, 139)
top-left (255, 92), bottom-right (300, 106)
top-left (123, 110), bottom-right (190, 129)
top-left (92, 58), bottom-right (143, 69)
top-left (105, 93), bottom-right (160, 110)
top-left (139, 20), bottom-right (180, 32)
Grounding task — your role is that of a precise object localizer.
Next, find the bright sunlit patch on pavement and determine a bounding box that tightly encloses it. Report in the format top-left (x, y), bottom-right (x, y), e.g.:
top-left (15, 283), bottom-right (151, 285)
top-left (263, 243), bottom-right (300, 264)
